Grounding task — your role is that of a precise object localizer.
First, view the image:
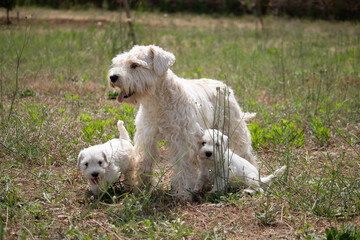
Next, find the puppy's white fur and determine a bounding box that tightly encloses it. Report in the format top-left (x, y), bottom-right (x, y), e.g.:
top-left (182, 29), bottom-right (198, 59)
top-left (77, 120), bottom-right (135, 196)
top-left (195, 129), bottom-right (286, 194)
top-left (108, 45), bottom-right (257, 200)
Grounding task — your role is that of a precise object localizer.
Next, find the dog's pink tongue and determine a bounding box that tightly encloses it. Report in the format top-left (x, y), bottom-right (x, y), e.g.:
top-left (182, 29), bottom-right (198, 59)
top-left (118, 91), bottom-right (126, 103)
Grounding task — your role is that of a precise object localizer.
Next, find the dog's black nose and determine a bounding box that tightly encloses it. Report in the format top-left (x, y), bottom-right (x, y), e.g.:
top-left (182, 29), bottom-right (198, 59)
top-left (205, 151), bottom-right (212, 158)
top-left (110, 75), bottom-right (119, 83)
top-left (92, 172), bottom-right (99, 178)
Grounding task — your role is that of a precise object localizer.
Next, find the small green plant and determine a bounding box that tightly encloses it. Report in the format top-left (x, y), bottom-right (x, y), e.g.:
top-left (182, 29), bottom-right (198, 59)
top-left (107, 90), bottom-right (119, 100)
top-left (81, 118), bottom-right (113, 143)
top-left (64, 92), bottom-right (80, 101)
top-left (249, 119), bottom-right (305, 149)
top-left (158, 140), bottom-right (166, 147)
top-left (266, 119), bottom-right (305, 147)
top-left (19, 89), bottom-right (35, 98)
top-left (296, 221), bottom-right (324, 240)
top-left (253, 191), bottom-right (278, 226)
top-left (210, 87), bottom-right (232, 196)
top-left (248, 122), bottom-right (268, 150)
top-left (309, 117), bottom-right (331, 146)
top-left (325, 225), bottom-right (360, 240)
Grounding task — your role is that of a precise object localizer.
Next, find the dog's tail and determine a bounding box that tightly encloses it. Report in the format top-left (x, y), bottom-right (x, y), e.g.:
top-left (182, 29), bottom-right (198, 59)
top-left (117, 120), bottom-right (131, 141)
top-left (260, 165), bottom-right (286, 187)
top-left (242, 112), bottom-right (256, 121)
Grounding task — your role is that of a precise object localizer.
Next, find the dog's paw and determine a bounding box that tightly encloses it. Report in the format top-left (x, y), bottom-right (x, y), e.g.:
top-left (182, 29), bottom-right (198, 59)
top-left (193, 184), bottom-right (203, 193)
top-left (209, 188), bottom-right (218, 194)
top-left (243, 188), bottom-right (263, 195)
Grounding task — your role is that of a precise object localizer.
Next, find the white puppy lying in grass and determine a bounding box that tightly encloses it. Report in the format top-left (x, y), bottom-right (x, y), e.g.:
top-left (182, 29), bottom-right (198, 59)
top-left (195, 129), bottom-right (286, 194)
top-left (77, 120), bottom-right (135, 196)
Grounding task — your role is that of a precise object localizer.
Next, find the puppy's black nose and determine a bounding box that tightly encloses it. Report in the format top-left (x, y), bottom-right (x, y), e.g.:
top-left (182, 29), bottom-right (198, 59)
top-left (205, 151), bottom-right (212, 158)
top-left (92, 172), bottom-right (99, 178)
top-left (110, 75), bottom-right (119, 83)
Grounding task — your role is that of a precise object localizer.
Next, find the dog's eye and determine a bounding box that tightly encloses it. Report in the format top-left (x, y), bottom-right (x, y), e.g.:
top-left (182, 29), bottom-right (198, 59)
top-left (98, 161), bottom-right (102, 165)
top-left (201, 142), bottom-right (206, 146)
top-left (84, 163), bottom-right (88, 167)
top-left (130, 63), bottom-right (138, 69)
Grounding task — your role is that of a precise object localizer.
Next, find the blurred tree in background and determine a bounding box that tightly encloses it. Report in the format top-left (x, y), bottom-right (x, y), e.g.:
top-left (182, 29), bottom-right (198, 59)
top-left (1, 0), bottom-right (16, 24)
top-left (8, 0), bottom-right (360, 20)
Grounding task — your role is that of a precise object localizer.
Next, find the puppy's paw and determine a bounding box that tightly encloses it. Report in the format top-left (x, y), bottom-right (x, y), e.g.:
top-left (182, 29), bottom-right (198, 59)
top-left (193, 184), bottom-right (203, 193)
top-left (243, 188), bottom-right (263, 195)
top-left (91, 185), bottom-right (102, 197)
top-left (209, 188), bottom-right (218, 194)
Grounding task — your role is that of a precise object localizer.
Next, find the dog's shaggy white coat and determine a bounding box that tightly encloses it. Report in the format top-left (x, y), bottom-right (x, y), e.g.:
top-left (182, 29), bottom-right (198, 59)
top-left (108, 45), bottom-right (257, 200)
top-left (195, 129), bottom-right (286, 194)
top-left (77, 121), bottom-right (135, 196)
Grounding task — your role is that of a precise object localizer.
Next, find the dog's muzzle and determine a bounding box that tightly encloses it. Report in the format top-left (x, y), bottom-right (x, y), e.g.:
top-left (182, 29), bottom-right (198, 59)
top-left (90, 178), bottom-right (100, 185)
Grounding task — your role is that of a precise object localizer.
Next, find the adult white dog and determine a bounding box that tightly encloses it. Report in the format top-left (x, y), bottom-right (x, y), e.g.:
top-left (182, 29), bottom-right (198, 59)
top-left (77, 120), bottom-right (135, 196)
top-left (195, 129), bottom-right (286, 194)
top-left (108, 45), bottom-right (257, 200)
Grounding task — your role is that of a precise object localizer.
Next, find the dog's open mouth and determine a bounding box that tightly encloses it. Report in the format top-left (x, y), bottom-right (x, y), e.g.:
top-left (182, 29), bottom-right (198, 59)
top-left (90, 178), bottom-right (100, 185)
top-left (118, 90), bottom-right (134, 103)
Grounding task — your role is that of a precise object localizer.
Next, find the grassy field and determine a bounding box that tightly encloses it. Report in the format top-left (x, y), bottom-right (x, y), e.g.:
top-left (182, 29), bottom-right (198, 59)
top-left (0, 8), bottom-right (359, 239)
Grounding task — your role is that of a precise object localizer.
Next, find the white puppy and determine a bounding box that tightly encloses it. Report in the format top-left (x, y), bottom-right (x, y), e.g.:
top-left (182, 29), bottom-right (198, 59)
top-left (77, 120), bottom-right (135, 196)
top-left (108, 45), bottom-right (257, 200)
top-left (195, 129), bottom-right (286, 194)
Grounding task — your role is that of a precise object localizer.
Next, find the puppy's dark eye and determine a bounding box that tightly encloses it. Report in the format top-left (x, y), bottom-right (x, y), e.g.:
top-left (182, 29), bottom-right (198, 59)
top-left (201, 142), bottom-right (206, 146)
top-left (85, 163), bottom-right (88, 167)
top-left (98, 161), bottom-right (102, 165)
top-left (130, 63), bottom-right (138, 69)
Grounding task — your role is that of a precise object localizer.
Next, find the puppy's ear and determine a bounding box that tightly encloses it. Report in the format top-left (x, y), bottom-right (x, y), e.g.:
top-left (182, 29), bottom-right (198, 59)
top-left (77, 151), bottom-right (84, 168)
top-left (196, 128), bottom-right (205, 146)
top-left (223, 135), bottom-right (229, 150)
top-left (102, 151), bottom-right (108, 164)
top-left (150, 45), bottom-right (175, 75)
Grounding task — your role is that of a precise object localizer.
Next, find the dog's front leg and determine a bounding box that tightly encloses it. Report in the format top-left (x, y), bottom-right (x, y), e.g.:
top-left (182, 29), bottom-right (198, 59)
top-left (194, 160), bottom-right (210, 193)
top-left (134, 129), bottom-right (160, 189)
top-left (194, 170), bottom-right (206, 193)
top-left (170, 144), bottom-right (199, 201)
top-left (210, 173), bottom-right (227, 193)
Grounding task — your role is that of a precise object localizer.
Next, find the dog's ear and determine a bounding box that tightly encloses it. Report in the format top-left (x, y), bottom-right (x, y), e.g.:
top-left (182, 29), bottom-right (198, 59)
top-left (129, 58), bottom-right (148, 68)
top-left (150, 45), bottom-right (175, 75)
top-left (77, 150), bottom-right (84, 168)
top-left (222, 135), bottom-right (229, 150)
top-left (102, 151), bottom-right (108, 164)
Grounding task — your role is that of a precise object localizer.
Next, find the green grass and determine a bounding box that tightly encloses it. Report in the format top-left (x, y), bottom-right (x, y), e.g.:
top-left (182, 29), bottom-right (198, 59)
top-left (325, 225), bottom-right (360, 240)
top-left (0, 8), bottom-right (359, 239)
